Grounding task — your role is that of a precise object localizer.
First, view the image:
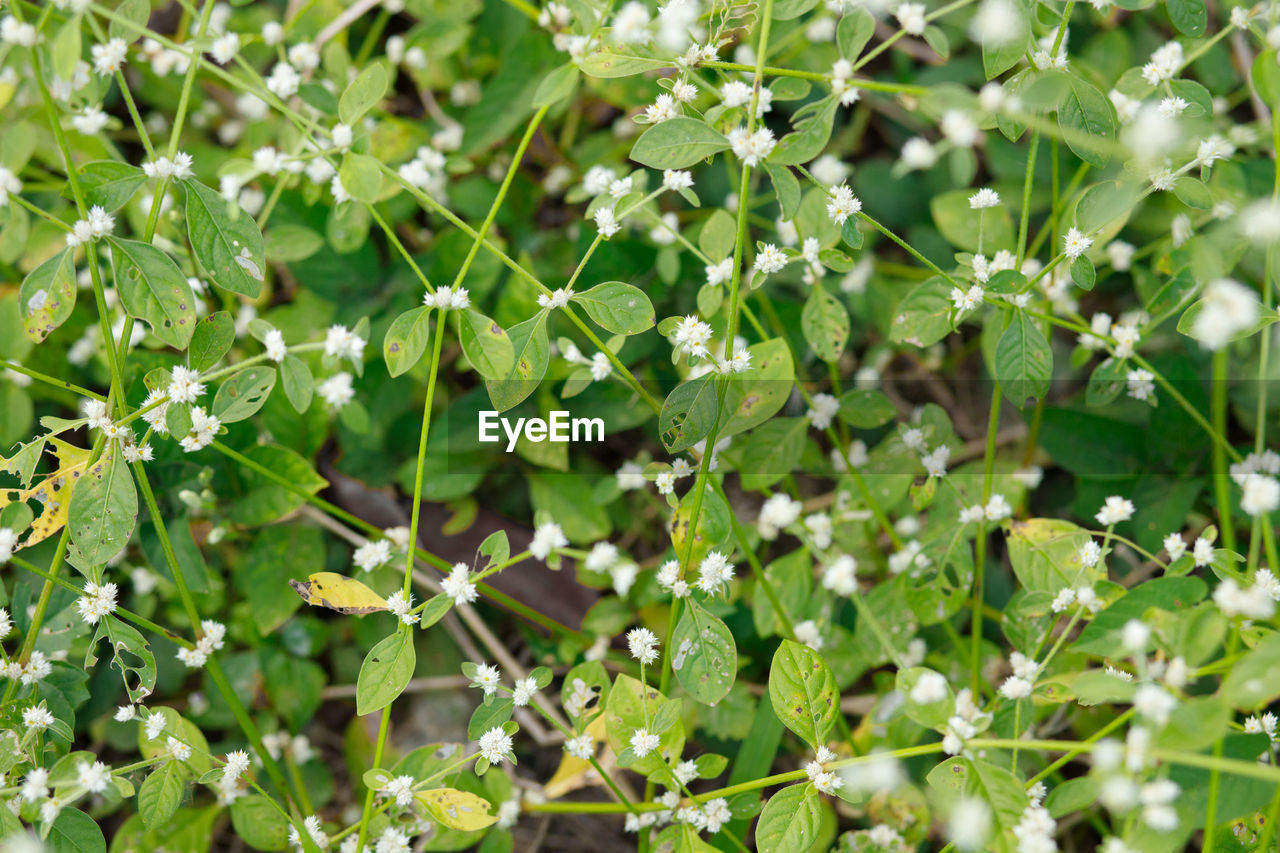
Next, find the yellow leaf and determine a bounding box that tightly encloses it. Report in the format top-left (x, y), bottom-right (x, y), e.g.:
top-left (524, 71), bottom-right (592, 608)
top-left (416, 787), bottom-right (498, 831)
top-left (288, 572), bottom-right (389, 615)
top-left (0, 438), bottom-right (92, 550)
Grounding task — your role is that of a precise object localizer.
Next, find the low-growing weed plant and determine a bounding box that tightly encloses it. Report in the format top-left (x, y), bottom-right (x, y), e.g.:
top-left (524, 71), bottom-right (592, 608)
top-left (0, 0), bottom-right (1279, 850)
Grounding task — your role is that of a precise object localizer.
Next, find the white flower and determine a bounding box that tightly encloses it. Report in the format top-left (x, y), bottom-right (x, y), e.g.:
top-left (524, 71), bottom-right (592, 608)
top-left (210, 32), bottom-right (240, 64)
top-left (901, 137), bottom-right (937, 170)
top-left (537, 287), bottom-right (575, 310)
top-left (1133, 684), bottom-right (1176, 724)
top-left (644, 93), bottom-right (681, 123)
top-left (757, 493), bottom-right (802, 540)
top-left (896, 2), bottom-right (927, 35)
top-left (1063, 227), bottom-right (1093, 259)
top-left (325, 324), bottom-right (367, 361)
top-left (594, 206), bottom-right (620, 238)
top-left (92, 38), bottom-right (129, 75)
top-left (663, 169), bottom-right (694, 191)
top-left (696, 551), bottom-right (735, 595)
top-left (1111, 323), bottom-right (1140, 359)
top-left (76, 760), bottom-right (112, 794)
top-left (318, 372), bottom-right (355, 409)
top-left (142, 152), bottom-right (194, 181)
top-left (167, 736), bottom-right (192, 761)
top-left (951, 284), bottom-right (984, 313)
top-left (629, 728), bottom-right (660, 758)
top-left (821, 555), bottom-right (858, 596)
top-left (728, 126), bottom-right (776, 166)
top-left (512, 676), bottom-right (538, 707)
top-left (984, 494), bottom-right (1012, 521)
top-left (1241, 475), bottom-right (1280, 516)
top-left (948, 797), bottom-right (991, 850)
top-left (999, 676), bottom-right (1032, 699)
top-left (353, 539), bottom-right (392, 572)
top-left (529, 522), bottom-right (567, 561)
top-left (1121, 619), bottom-right (1150, 652)
top-left (806, 393), bottom-right (840, 430)
top-left (75, 581), bottom-right (118, 625)
top-left (968, 188), bottom-right (1000, 209)
top-left (627, 627), bottom-right (660, 664)
top-left (264, 329), bottom-right (287, 362)
top-left (470, 663), bottom-right (502, 695)
top-left (1095, 496), bottom-right (1135, 525)
top-left (442, 563), bottom-right (478, 605)
top-left (753, 244), bottom-right (788, 275)
top-left (1126, 369), bottom-right (1155, 401)
top-left (72, 107), bottom-right (110, 135)
top-left (794, 619), bottom-right (824, 650)
top-left (826, 184), bottom-right (862, 225)
top-left (266, 62), bottom-right (301, 99)
top-left (386, 590), bottom-right (418, 626)
top-left (23, 706), bottom-right (54, 730)
top-left (921, 445), bottom-right (950, 478)
top-left (940, 110), bottom-right (978, 147)
top-left (911, 671), bottom-right (949, 704)
top-left (1193, 536), bottom-right (1214, 566)
top-left (1141, 41), bottom-right (1183, 85)
top-left (1190, 278), bottom-right (1259, 351)
top-left (565, 734), bottom-right (594, 759)
top-left (478, 726), bottom-right (514, 764)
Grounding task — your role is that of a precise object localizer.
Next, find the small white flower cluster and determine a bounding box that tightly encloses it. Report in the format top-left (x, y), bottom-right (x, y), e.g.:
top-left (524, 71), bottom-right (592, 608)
top-left (750, 491), bottom-right (802, 542)
top-left (695, 550), bottom-right (735, 596)
top-left (530, 521), bottom-right (568, 562)
top-left (829, 59), bottom-right (862, 106)
top-left (997, 651), bottom-right (1039, 699)
top-left (1050, 585), bottom-right (1100, 613)
top-left (1095, 495), bottom-right (1135, 526)
top-left (941, 688), bottom-right (991, 755)
top-left (562, 341), bottom-right (613, 383)
top-left (537, 286), bottom-right (575, 311)
top-left (958, 494), bottom-right (1012, 524)
top-left (324, 324), bottom-right (367, 363)
top-left (399, 144), bottom-right (448, 196)
top-left (387, 589), bottom-right (418, 625)
top-left (1213, 568), bottom-right (1280, 620)
top-left (141, 152), bottom-right (194, 181)
top-left (1094, 728), bottom-right (1180, 832)
top-left (477, 725), bottom-right (514, 764)
top-left (441, 562), bottom-right (479, 606)
top-left (821, 554), bottom-right (858, 596)
top-left (585, 541), bottom-right (641, 596)
top-left (179, 406), bottom-right (222, 452)
top-left (1141, 41), bottom-right (1183, 85)
top-left (75, 581), bottom-right (118, 625)
top-left (287, 815), bottom-right (329, 851)
top-left (626, 627), bottom-right (660, 664)
top-left (0, 649), bottom-right (52, 685)
top-left (804, 746), bottom-right (844, 795)
top-left (669, 314), bottom-right (715, 363)
top-left (901, 426), bottom-right (950, 478)
top-left (728, 126), bottom-right (777, 167)
top-left (353, 538), bottom-right (393, 573)
top-left (176, 619), bottom-right (227, 668)
top-left (1062, 227), bottom-right (1093, 260)
top-left (656, 559), bottom-right (690, 598)
top-left (65, 205), bottom-right (115, 248)
top-left (825, 184), bottom-right (862, 226)
top-left (424, 285), bottom-right (471, 311)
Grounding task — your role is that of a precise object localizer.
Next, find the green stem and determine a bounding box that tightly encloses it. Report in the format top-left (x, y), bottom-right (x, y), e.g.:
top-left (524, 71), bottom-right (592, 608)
top-left (1212, 350), bottom-right (1236, 551)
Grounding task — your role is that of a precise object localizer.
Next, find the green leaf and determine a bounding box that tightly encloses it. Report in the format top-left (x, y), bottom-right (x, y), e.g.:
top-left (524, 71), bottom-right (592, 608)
top-left (339, 153), bottom-right (383, 203)
top-left (1085, 356), bottom-right (1127, 407)
top-left (188, 311), bottom-right (235, 372)
top-left (604, 674), bottom-right (685, 780)
top-left (1007, 518), bottom-right (1106, 598)
top-left (68, 447), bottom-right (137, 567)
top-left (659, 375), bottom-right (719, 453)
top-left (699, 209), bottom-right (737, 260)
top-left (280, 354), bottom-right (314, 412)
top-left (1172, 176), bottom-right (1213, 210)
top-left (770, 96), bottom-right (838, 166)
top-left (574, 281), bottom-right (655, 335)
top-left (356, 630), bottom-right (416, 716)
top-left (1073, 577), bottom-right (1206, 655)
top-left (836, 8), bottom-right (875, 60)
top-left (768, 640), bottom-right (838, 750)
top-left (837, 389), bottom-right (896, 428)
top-left (109, 238), bottom-right (198, 349)
top-left (384, 306), bottom-right (433, 377)
top-left (266, 224), bottom-right (325, 262)
top-left (85, 615), bottom-right (156, 705)
top-left (230, 795), bottom-right (291, 851)
top-left (19, 248), bottom-right (76, 343)
top-left (1253, 51), bottom-right (1280, 105)
top-left (48, 808), bottom-right (106, 853)
top-left (738, 417), bottom-right (808, 490)
top-left (458, 309), bottom-right (514, 380)
top-left (897, 667), bottom-right (956, 729)
top-left (108, 0), bottom-right (149, 40)
top-left (485, 313), bottom-right (549, 413)
top-left (800, 282), bottom-right (849, 362)
top-left (931, 188), bottom-right (1014, 252)
top-left (995, 311), bottom-right (1052, 406)
top-left (1222, 631), bottom-right (1280, 709)
top-left (532, 62), bottom-right (579, 107)
top-left (1070, 255), bottom-right (1096, 290)
top-left (923, 25), bottom-right (950, 59)
top-left (338, 62), bottom-right (389, 125)
top-left (468, 696), bottom-right (515, 740)
top-left (183, 178), bottom-right (267, 298)
top-left (212, 366), bottom-right (276, 423)
top-left (1058, 76), bottom-right (1117, 168)
top-left (73, 161), bottom-right (147, 211)
top-left (1167, 0), bottom-right (1206, 36)
top-left (772, 0), bottom-right (821, 19)
top-left (890, 277), bottom-right (954, 348)
top-left (578, 49), bottom-right (669, 78)
top-left (629, 117), bottom-right (729, 170)
top-left (52, 17), bottom-right (82, 80)
top-left (138, 762), bottom-right (186, 829)
top-left (928, 756), bottom-right (1029, 829)
top-left (671, 596), bottom-right (737, 705)
top-left (763, 161), bottom-right (801, 220)
top-left (981, 0), bottom-right (1029, 78)
top-left (755, 783), bottom-right (822, 853)
top-left (1073, 181), bottom-right (1142, 234)
top-left (228, 444), bottom-right (327, 526)
top-left (670, 487), bottom-right (731, 568)
top-left (720, 337), bottom-right (794, 438)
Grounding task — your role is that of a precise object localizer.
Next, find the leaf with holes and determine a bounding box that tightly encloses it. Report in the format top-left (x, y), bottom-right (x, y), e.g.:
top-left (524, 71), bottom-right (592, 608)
top-left (670, 596), bottom-right (737, 705)
top-left (212, 367), bottom-right (276, 423)
top-left (768, 640), bottom-right (838, 750)
top-left (110, 238), bottom-right (197, 350)
top-left (184, 178), bottom-right (266, 298)
top-left (85, 615), bottom-right (157, 704)
top-left (19, 248), bottom-right (76, 343)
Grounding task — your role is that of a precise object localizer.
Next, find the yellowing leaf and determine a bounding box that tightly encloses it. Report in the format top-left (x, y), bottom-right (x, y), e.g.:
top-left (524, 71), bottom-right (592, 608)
top-left (0, 438), bottom-right (92, 550)
top-left (288, 572), bottom-right (389, 615)
top-left (416, 787), bottom-right (498, 831)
